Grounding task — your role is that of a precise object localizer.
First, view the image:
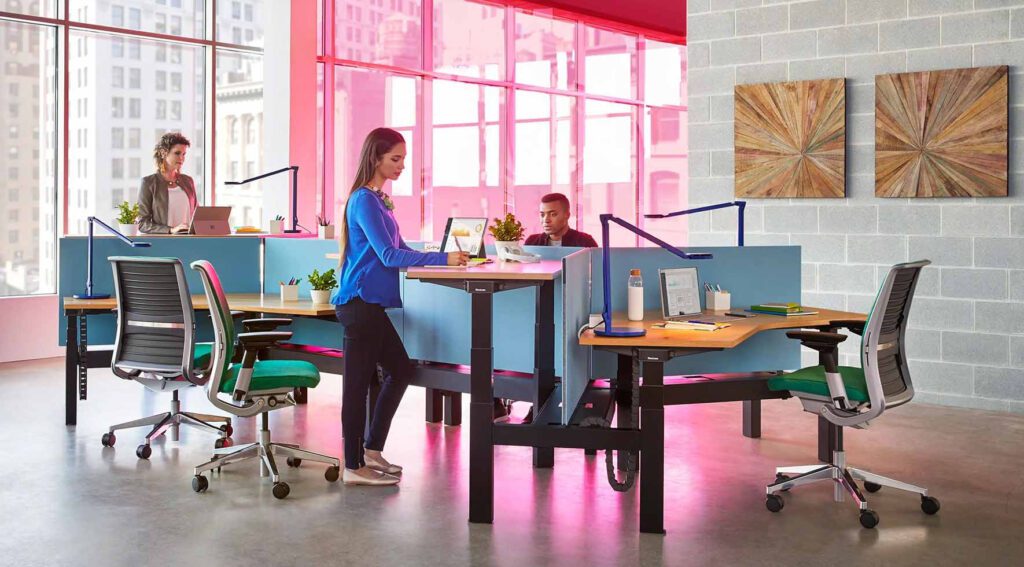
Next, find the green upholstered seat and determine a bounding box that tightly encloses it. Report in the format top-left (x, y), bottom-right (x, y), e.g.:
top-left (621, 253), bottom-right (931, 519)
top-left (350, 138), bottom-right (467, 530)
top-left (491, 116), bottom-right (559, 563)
top-left (768, 365), bottom-right (869, 403)
top-left (219, 360), bottom-right (321, 394)
top-left (193, 343), bottom-right (213, 370)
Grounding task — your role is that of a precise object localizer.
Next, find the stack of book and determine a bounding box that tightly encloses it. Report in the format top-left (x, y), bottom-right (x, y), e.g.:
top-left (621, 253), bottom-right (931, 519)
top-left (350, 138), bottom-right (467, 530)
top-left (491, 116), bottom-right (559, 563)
top-left (749, 303), bottom-right (817, 316)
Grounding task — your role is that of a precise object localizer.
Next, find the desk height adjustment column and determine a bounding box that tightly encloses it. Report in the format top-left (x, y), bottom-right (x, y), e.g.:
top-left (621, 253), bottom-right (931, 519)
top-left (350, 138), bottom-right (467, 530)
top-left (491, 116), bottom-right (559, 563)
top-left (639, 349), bottom-right (667, 534)
top-left (533, 280), bottom-right (556, 468)
top-left (468, 280), bottom-right (495, 524)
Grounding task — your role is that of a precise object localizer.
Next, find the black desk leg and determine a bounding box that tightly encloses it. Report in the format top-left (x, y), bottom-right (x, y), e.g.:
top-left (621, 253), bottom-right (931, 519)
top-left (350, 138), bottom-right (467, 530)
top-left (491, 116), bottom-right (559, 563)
top-left (425, 388), bottom-right (443, 423)
top-left (639, 356), bottom-right (666, 535)
top-left (65, 313), bottom-right (79, 426)
top-left (532, 281), bottom-right (555, 468)
top-left (742, 399), bottom-right (761, 438)
top-left (444, 392), bottom-right (462, 426)
top-left (469, 285), bottom-right (495, 524)
top-left (615, 353), bottom-right (633, 471)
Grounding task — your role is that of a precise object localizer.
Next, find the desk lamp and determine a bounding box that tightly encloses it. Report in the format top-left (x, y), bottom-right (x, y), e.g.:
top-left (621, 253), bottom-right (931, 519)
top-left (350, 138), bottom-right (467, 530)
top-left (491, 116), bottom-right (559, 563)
top-left (73, 217), bottom-right (151, 299)
top-left (595, 214), bottom-right (713, 337)
top-left (225, 166), bottom-right (304, 233)
top-left (644, 200), bottom-right (747, 246)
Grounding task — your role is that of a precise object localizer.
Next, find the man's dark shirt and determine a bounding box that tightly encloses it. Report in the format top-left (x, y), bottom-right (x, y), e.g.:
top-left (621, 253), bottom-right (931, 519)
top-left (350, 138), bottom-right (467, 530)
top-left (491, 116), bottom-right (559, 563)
top-left (525, 228), bottom-right (598, 247)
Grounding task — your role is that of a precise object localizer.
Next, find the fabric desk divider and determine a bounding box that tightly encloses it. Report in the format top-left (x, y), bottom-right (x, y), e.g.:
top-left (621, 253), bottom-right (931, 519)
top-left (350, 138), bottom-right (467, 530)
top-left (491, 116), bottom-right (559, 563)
top-left (58, 236), bottom-right (262, 346)
top-left (590, 246), bottom-right (803, 376)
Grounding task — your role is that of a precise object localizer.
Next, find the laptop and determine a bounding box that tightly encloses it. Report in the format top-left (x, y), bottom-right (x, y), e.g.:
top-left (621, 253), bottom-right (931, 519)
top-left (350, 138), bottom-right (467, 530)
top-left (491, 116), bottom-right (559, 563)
top-left (439, 217), bottom-right (488, 259)
top-left (189, 206), bottom-right (232, 236)
top-left (659, 267), bottom-right (736, 324)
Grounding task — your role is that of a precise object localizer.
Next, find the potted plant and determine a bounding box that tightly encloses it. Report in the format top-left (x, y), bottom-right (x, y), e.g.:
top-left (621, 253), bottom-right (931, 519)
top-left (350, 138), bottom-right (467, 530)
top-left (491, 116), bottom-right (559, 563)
top-left (116, 201), bottom-right (140, 236)
top-left (488, 212), bottom-right (526, 261)
top-left (307, 268), bottom-right (337, 304)
top-left (316, 215), bottom-right (334, 240)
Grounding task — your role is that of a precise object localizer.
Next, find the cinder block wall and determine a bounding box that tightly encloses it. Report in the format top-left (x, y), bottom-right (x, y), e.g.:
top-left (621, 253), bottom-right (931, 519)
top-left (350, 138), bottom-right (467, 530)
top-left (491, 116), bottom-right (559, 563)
top-left (687, 0), bottom-right (1024, 413)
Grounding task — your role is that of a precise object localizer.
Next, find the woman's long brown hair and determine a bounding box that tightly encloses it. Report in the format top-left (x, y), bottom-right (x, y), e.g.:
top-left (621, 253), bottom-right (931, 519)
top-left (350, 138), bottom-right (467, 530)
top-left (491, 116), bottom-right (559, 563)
top-left (337, 127), bottom-right (406, 267)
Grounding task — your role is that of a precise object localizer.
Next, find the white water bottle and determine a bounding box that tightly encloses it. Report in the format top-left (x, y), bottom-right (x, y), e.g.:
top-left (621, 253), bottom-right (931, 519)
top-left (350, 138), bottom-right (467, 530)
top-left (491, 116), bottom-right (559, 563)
top-left (627, 269), bottom-right (644, 321)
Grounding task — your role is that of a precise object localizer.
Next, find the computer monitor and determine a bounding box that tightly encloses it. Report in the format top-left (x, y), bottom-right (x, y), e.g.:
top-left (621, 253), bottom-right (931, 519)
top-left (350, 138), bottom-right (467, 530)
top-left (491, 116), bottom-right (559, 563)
top-left (659, 267), bottom-right (702, 319)
top-left (189, 206), bottom-right (232, 236)
top-left (439, 217), bottom-right (488, 258)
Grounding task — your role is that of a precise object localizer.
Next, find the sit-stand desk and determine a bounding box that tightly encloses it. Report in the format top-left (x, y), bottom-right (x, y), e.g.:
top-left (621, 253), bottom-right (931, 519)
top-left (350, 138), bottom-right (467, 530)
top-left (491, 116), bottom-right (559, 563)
top-left (61, 294), bottom-right (336, 425)
top-left (580, 307), bottom-right (866, 534)
top-left (406, 261), bottom-right (563, 525)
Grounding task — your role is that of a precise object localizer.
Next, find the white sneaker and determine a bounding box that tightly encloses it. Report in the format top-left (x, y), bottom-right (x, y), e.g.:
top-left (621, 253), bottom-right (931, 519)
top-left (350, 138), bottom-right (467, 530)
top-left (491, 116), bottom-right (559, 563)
top-left (364, 452), bottom-right (402, 475)
top-left (342, 467), bottom-right (400, 486)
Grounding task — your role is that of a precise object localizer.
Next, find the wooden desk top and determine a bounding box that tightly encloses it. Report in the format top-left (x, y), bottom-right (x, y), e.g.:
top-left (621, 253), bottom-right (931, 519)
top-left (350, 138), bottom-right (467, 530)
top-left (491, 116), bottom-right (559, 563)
top-left (63, 293), bottom-right (337, 317)
top-left (406, 260), bottom-right (563, 281)
top-left (579, 308), bottom-right (866, 349)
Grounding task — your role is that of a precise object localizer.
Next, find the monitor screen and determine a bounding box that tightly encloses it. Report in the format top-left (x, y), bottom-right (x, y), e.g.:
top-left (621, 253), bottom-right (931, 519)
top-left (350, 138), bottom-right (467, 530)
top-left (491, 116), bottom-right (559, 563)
top-left (440, 217), bottom-right (488, 258)
top-left (659, 267), bottom-right (701, 318)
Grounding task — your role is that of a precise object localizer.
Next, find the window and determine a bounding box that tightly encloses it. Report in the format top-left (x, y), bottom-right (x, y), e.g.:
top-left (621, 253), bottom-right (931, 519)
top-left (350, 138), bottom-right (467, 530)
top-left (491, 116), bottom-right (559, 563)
top-left (111, 158), bottom-right (124, 179)
top-left (111, 127), bottom-right (124, 148)
top-left (245, 4), bottom-right (253, 21)
top-left (129, 98), bottom-right (141, 119)
top-left (246, 117), bottom-right (257, 144)
top-left (128, 8), bottom-right (141, 30)
top-left (156, 44), bottom-right (166, 62)
top-left (155, 13), bottom-right (166, 33)
top-left (171, 72), bottom-right (182, 92)
top-left (112, 5), bottom-right (124, 27)
top-left (514, 10), bottom-right (576, 90)
top-left (129, 68), bottom-right (140, 89)
top-left (111, 66), bottom-right (124, 88)
top-left (216, 50), bottom-right (266, 226)
top-left (585, 28), bottom-right (637, 100)
top-left (128, 158), bottom-right (140, 179)
top-left (156, 100), bottom-right (167, 119)
top-left (434, 0), bottom-right (503, 79)
top-left (156, 71), bottom-right (167, 91)
top-left (171, 16), bottom-right (182, 35)
top-left (111, 97), bottom-right (124, 118)
top-left (171, 101), bottom-right (181, 120)
top-left (232, 1), bottom-right (241, 18)
top-left (128, 39), bottom-right (140, 59)
top-left (128, 128), bottom-right (140, 149)
top-left (111, 37), bottom-right (123, 57)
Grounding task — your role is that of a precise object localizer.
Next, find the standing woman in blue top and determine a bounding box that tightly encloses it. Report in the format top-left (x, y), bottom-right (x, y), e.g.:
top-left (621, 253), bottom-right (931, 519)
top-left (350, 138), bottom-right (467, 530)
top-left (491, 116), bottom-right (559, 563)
top-left (333, 127), bottom-right (469, 486)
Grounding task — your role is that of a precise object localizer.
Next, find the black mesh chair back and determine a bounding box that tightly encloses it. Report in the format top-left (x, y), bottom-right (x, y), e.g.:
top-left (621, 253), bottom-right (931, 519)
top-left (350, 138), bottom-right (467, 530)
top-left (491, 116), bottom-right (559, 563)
top-left (109, 256), bottom-right (200, 385)
top-left (860, 260), bottom-right (931, 412)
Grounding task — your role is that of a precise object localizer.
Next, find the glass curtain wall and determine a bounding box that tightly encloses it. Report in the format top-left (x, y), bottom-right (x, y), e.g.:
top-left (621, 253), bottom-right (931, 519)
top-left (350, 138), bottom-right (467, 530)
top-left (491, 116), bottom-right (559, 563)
top-left (319, 0), bottom-right (688, 244)
top-left (0, 0), bottom-right (267, 297)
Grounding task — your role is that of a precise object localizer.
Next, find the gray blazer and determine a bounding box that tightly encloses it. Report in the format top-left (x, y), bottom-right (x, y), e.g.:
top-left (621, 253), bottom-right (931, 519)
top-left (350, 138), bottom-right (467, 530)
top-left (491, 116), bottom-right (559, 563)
top-left (137, 173), bottom-right (198, 234)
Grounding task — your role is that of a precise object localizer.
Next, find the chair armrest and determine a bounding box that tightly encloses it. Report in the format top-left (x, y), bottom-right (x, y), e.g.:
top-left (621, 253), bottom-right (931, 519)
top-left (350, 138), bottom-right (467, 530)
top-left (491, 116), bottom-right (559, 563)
top-left (238, 331), bottom-right (293, 350)
top-left (829, 319), bottom-right (866, 336)
top-left (242, 318), bottom-right (293, 332)
top-left (785, 330), bottom-right (847, 352)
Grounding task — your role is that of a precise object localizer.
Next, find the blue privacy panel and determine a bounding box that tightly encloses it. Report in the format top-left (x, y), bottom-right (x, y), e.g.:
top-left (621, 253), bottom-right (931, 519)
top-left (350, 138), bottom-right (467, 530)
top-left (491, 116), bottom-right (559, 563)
top-left (402, 245), bottom-right (579, 373)
top-left (590, 246), bottom-right (803, 376)
top-left (561, 249), bottom-right (593, 423)
top-left (263, 238), bottom-right (349, 349)
top-left (58, 236), bottom-right (262, 346)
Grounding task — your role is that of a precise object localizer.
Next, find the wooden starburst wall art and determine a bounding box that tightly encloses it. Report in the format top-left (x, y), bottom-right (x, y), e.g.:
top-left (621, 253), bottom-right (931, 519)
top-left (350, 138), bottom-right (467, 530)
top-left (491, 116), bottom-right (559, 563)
top-left (734, 78), bottom-right (847, 198)
top-left (875, 65), bottom-right (1008, 198)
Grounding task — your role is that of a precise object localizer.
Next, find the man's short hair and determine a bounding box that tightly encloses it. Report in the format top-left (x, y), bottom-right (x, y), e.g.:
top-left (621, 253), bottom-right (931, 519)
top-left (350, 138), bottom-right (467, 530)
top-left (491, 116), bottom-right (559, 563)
top-left (540, 192), bottom-right (570, 212)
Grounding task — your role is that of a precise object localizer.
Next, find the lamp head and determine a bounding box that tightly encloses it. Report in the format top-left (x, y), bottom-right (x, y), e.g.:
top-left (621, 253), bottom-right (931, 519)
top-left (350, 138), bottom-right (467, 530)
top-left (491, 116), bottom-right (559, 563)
top-left (131, 242), bottom-right (152, 248)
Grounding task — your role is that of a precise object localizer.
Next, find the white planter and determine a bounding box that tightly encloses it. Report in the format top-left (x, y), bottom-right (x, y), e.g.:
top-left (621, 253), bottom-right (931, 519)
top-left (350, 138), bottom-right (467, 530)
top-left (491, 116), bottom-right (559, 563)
top-left (118, 223), bottom-right (138, 236)
top-left (494, 240), bottom-right (522, 261)
top-left (269, 219), bottom-right (285, 235)
top-left (310, 289), bottom-right (331, 304)
top-left (317, 225), bottom-right (335, 240)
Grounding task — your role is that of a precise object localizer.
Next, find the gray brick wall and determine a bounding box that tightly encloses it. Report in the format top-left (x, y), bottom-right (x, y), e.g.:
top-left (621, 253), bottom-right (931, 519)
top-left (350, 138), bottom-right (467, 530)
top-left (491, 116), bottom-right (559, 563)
top-left (688, 0), bottom-right (1024, 413)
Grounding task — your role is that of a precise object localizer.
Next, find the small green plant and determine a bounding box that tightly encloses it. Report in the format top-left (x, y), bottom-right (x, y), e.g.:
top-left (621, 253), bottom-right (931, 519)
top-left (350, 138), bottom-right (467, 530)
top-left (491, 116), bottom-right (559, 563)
top-left (488, 213), bottom-right (525, 242)
top-left (307, 268), bottom-right (337, 291)
top-left (115, 201), bottom-right (140, 225)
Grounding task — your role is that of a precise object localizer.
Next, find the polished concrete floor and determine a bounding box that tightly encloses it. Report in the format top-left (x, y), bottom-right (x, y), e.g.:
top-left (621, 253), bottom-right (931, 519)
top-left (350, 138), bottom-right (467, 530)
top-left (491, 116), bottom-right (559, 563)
top-left (1, 358), bottom-right (1022, 566)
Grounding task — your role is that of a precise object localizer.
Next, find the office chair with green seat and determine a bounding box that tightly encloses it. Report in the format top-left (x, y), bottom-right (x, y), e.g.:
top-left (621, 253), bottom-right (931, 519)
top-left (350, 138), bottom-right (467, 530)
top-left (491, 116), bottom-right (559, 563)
top-left (764, 260), bottom-right (940, 529)
top-left (190, 260), bottom-right (340, 499)
top-left (104, 257), bottom-right (233, 460)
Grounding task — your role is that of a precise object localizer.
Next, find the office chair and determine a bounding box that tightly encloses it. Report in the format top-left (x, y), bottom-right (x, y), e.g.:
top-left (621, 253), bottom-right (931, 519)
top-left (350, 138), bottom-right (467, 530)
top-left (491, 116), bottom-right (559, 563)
top-left (764, 260), bottom-right (940, 529)
top-left (190, 260), bottom-right (340, 499)
top-left (103, 257), bottom-right (233, 459)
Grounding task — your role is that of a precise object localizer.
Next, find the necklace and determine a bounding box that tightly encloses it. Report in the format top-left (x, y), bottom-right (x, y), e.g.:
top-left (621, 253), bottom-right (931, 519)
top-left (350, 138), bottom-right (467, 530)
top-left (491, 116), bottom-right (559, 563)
top-left (367, 186), bottom-right (395, 211)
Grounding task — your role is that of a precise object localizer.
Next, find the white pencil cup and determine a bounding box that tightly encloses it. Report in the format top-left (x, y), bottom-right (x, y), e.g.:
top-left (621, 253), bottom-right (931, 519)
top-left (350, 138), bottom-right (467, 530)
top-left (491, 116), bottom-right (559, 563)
top-left (706, 290), bottom-right (730, 311)
top-left (280, 284), bottom-right (299, 302)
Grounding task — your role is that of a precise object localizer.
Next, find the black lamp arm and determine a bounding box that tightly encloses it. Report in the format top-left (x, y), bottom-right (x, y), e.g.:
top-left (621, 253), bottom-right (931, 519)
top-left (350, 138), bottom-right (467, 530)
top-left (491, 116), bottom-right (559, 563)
top-left (224, 166), bottom-right (301, 233)
top-left (644, 200), bottom-right (746, 246)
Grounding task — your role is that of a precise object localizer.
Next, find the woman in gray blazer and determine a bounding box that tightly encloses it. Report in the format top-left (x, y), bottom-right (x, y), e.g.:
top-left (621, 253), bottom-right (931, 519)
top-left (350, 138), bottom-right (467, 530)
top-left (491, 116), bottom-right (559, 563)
top-left (138, 132), bottom-right (197, 234)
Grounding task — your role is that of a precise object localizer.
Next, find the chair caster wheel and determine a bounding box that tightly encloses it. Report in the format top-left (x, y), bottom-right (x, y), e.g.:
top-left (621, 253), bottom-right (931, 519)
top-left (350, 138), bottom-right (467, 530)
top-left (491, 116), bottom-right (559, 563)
top-left (775, 473), bottom-right (792, 492)
top-left (859, 509), bottom-right (879, 529)
top-left (214, 437), bottom-right (232, 449)
top-left (766, 494), bottom-right (784, 513)
top-left (921, 496), bottom-right (940, 515)
top-left (192, 475), bottom-right (209, 493)
top-left (864, 481), bottom-right (881, 493)
top-left (136, 444), bottom-right (152, 459)
top-left (101, 433), bottom-right (116, 447)
top-left (221, 423), bottom-right (233, 437)
top-left (272, 482), bottom-right (290, 499)
top-left (286, 457), bottom-right (302, 468)
top-left (325, 466), bottom-right (340, 482)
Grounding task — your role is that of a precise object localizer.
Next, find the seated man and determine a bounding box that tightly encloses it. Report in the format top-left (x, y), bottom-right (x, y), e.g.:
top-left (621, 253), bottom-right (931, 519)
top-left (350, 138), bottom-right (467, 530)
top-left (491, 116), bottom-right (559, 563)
top-left (524, 192), bottom-right (598, 248)
top-left (495, 193), bottom-right (598, 423)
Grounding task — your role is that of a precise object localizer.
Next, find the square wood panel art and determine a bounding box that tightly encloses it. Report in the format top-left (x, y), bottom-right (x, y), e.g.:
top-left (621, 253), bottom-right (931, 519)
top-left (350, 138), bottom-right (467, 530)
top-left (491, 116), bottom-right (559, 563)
top-left (734, 78), bottom-right (846, 198)
top-left (875, 65), bottom-right (1008, 198)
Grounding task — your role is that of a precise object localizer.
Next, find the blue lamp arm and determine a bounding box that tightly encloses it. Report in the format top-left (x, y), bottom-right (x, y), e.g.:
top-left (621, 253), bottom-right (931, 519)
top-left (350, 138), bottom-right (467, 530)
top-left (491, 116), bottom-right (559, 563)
top-left (225, 166), bottom-right (302, 233)
top-left (644, 200), bottom-right (746, 246)
top-left (597, 214), bottom-right (713, 337)
top-left (75, 216), bottom-right (150, 300)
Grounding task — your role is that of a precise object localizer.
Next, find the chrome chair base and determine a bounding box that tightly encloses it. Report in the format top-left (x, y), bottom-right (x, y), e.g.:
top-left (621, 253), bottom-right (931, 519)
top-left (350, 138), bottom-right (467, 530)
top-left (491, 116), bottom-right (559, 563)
top-left (191, 413), bottom-right (340, 499)
top-left (103, 393), bottom-right (231, 453)
top-left (766, 451), bottom-right (939, 528)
